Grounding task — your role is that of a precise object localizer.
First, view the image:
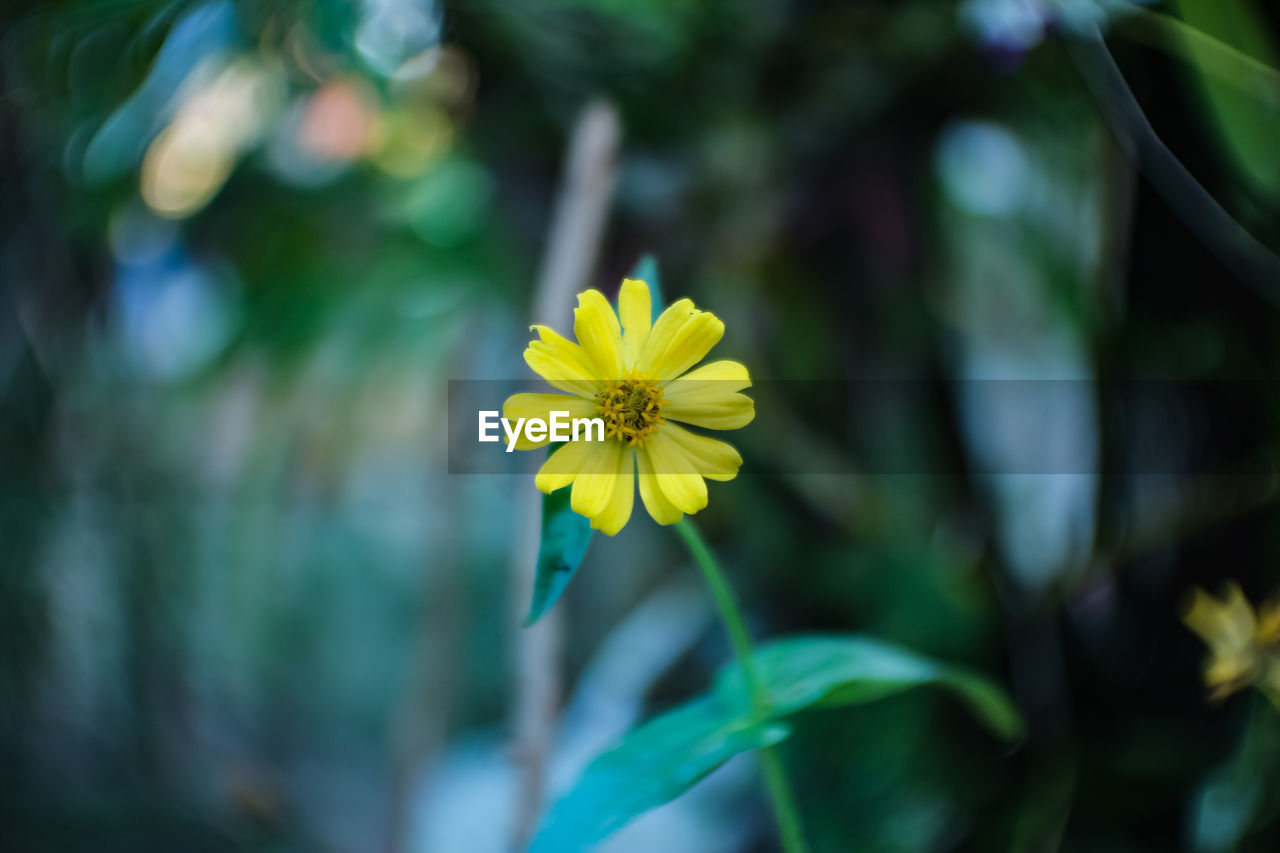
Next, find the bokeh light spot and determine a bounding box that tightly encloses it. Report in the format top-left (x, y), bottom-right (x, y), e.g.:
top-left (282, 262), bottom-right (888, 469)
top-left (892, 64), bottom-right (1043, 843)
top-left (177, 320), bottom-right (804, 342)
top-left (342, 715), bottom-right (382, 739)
top-left (934, 120), bottom-right (1032, 217)
top-left (140, 59), bottom-right (281, 218)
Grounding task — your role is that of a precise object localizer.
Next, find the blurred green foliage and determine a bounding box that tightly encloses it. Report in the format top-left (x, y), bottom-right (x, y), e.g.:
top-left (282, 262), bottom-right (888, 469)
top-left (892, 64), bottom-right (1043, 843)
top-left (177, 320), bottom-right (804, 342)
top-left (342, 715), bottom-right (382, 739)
top-left (2, 0), bottom-right (1280, 850)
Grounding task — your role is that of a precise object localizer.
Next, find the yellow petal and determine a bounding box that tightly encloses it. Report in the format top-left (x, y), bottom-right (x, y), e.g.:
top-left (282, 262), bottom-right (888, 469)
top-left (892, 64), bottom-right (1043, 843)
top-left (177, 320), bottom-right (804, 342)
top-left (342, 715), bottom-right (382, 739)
top-left (667, 359), bottom-right (751, 390)
top-left (1184, 583), bottom-right (1257, 653)
top-left (661, 423), bottom-right (742, 481)
top-left (1205, 653), bottom-right (1254, 694)
top-left (618, 278), bottom-right (651, 368)
top-left (571, 438), bottom-right (624, 518)
top-left (591, 448), bottom-right (636, 535)
top-left (637, 447), bottom-right (683, 525)
top-left (644, 429), bottom-right (708, 514)
top-left (502, 393), bottom-right (600, 450)
top-left (662, 360), bottom-right (754, 430)
top-left (535, 440), bottom-right (596, 493)
top-left (1256, 598), bottom-right (1280, 645)
top-left (525, 325), bottom-right (603, 397)
top-left (636, 298), bottom-right (695, 375)
top-left (637, 302), bottom-right (724, 381)
top-left (665, 394), bottom-right (754, 431)
top-left (1223, 583), bottom-right (1257, 630)
top-left (573, 289), bottom-right (624, 380)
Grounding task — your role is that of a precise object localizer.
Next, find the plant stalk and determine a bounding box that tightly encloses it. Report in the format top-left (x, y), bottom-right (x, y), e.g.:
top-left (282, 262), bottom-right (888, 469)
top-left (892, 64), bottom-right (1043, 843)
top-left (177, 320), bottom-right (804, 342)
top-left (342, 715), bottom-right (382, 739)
top-left (674, 518), bottom-right (809, 853)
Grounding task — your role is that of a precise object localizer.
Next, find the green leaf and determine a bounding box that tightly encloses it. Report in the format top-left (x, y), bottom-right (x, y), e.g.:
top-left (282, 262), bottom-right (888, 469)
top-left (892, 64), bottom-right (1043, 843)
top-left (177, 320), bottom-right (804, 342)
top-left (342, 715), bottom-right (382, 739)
top-left (1116, 10), bottom-right (1280, 107)
top-left (626, 254), bottom-right (664, 320)
top-left (1169, 0), bottom-right (1280, 198)
top-left (525, 465), bottom-right (594, 626)
top-left (529, 696), bottom-right (790, 853)
top-left (715, 634), bottom-right (1024, 740)
top-left (531, 634), bottom-right (1020, 852)
top-left (1191, 696), bottom-right (1280, 852)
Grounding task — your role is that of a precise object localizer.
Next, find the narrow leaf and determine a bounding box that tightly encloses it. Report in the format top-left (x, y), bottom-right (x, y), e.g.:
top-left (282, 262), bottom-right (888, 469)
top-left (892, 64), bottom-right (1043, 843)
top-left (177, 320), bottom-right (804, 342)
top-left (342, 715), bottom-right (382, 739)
top-left (716, 634), bottom-right (1024, 740)
top-left (529, 696), bottom-right (789, 853)
top-left (525, 461), bottom-right (594, 626)
top-left (627, 254), bottom-right (664, 320)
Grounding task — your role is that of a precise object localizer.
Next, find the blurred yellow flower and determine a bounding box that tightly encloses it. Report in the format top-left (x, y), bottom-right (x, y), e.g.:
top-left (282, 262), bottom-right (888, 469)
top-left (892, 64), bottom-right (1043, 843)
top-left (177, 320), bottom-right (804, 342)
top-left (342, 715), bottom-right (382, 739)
top-left (1182, 582), bottom-right (1280, 707)
top-left (504, 278), bottom-right (753, 535)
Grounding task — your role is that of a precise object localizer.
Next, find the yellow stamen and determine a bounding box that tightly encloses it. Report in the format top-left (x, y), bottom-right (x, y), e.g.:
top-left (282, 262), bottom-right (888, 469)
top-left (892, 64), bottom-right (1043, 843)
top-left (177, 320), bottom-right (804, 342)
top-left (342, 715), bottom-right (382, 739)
top-left (596, 372), bottom-right (664, 446)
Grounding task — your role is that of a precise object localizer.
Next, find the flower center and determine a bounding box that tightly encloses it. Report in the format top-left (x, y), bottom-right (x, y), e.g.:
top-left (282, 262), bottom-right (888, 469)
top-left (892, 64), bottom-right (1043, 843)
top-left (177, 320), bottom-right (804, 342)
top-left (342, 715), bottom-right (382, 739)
top-left (596, 374), bottom-right (664, 445)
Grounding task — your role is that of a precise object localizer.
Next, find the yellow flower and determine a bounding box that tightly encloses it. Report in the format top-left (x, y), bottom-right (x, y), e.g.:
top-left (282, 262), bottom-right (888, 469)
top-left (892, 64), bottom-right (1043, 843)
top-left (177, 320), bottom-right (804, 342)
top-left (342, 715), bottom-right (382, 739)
top-left (503, 278), bottom-right (754, 535)
top-left (1183, 582), bottom-right (1280, 708)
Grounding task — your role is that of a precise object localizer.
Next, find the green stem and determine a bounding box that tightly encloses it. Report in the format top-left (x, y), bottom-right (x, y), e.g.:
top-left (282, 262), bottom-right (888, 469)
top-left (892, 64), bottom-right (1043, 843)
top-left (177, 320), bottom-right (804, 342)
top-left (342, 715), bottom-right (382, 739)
top-left (674, 519), bottom-right (809, 853)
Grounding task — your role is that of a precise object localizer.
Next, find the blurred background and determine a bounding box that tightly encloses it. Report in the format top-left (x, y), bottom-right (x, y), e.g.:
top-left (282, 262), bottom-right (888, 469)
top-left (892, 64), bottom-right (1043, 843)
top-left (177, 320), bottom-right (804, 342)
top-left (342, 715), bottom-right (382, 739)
top-left (3, 0), bottom-right (1280, 850)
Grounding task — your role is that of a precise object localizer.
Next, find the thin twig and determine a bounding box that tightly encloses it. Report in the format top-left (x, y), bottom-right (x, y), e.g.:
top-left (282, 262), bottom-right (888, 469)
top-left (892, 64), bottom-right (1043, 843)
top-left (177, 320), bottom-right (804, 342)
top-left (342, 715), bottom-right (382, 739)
top-left (509, 98), bottom-right (620, 853)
